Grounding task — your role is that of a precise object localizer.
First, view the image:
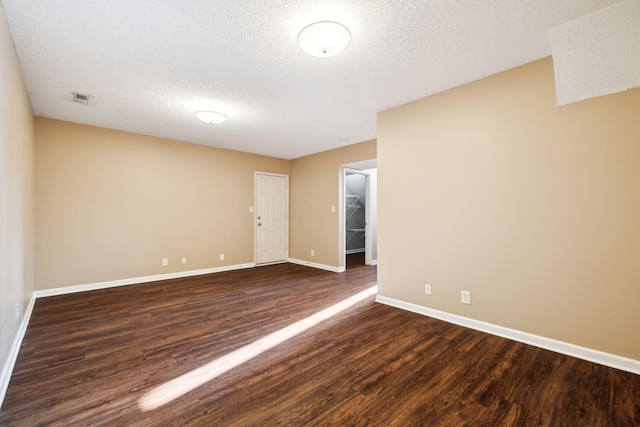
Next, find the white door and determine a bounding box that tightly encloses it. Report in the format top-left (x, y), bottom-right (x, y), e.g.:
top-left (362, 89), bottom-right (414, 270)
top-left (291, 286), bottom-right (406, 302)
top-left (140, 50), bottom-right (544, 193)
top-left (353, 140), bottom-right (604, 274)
top-left (255, 173), bottom-right (288, 264)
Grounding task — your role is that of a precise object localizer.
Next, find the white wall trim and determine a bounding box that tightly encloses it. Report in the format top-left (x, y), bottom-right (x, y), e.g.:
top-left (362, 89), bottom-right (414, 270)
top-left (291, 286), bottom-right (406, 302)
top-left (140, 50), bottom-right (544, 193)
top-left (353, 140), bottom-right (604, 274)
top-left (375, 295), bottom-right (640, 376)
top-left (34, 263), bottom-right (256, 298)
top-left (287, 258), bottom-right (345, 273)
top-left (1, 293), bottom-right (37, 406)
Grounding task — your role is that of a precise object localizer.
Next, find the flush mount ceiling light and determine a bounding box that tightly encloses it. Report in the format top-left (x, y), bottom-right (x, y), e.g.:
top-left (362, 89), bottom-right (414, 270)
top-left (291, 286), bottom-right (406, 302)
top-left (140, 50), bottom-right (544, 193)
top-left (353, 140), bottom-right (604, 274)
top-left (297, 21), bottom-right (351, 57)
top-left (194, 110), bottom-right (227, 124)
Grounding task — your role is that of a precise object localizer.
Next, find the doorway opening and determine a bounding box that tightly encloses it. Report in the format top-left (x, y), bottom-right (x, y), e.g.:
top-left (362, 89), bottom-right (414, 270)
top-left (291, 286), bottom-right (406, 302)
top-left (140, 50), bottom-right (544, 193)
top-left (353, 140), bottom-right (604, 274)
top-left (340, 160), bottom-right (377, 271)
top-left (345, 172), bottom-right (367, 268)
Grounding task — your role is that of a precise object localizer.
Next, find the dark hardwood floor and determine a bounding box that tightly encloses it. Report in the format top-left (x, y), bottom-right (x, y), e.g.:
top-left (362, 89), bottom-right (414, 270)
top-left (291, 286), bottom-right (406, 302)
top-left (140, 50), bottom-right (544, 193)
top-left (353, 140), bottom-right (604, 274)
top-left (1, 261), bottom-right (639, 426)
top-left (346, 252), bottom-right (365, 268)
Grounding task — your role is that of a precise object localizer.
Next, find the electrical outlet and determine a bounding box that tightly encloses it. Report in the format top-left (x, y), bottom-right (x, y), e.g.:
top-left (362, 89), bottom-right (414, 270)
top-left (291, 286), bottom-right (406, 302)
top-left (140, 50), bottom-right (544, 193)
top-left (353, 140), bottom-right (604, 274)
top-left (424, 284), bottom-right (432, 295)
top-left (162, 258), bottom-right (168, 266)
top-left (310, 249), bottom-right (315, 257)
top-left (249, 206), bottom-right (254, 213)
top-left (461, 290), bottom-right (471, 305)
top-left (182, 257), bottom-right (187, 264)
top-left (220, 254), bottom-right (224, 261)
top-left (331, 206), bottom-right (336, 213)
top-left (16, 302), bottom-right (20, 320)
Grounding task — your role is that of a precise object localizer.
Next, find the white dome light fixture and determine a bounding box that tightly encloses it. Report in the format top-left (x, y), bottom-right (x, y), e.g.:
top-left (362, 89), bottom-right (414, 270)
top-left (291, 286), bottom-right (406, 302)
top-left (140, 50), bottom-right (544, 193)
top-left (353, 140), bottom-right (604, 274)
top-left (194, 110), bottom-right (227, 124)
top-left (298, 21), bottom-right (351, 57)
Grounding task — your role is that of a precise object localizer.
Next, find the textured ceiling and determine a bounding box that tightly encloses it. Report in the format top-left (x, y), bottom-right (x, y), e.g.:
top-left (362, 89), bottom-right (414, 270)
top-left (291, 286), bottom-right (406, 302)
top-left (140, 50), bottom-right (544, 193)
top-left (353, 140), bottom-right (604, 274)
top-left (551, 0), bottom-right (640, 106)
top-left (1, 0), bottom-right (622, 159)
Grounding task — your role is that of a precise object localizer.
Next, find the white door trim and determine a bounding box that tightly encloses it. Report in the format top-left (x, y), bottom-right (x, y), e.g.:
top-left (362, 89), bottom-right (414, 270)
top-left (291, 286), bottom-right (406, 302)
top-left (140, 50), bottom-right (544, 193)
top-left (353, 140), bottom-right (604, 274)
top-left (254, 171), bottom-right (289, 265)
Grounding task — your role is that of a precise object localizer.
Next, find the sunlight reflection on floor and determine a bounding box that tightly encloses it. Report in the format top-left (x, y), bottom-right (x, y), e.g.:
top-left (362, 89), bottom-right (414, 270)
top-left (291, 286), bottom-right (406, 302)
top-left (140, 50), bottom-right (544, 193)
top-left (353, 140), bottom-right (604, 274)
top-left (138, 285), bottom-right (377, 411)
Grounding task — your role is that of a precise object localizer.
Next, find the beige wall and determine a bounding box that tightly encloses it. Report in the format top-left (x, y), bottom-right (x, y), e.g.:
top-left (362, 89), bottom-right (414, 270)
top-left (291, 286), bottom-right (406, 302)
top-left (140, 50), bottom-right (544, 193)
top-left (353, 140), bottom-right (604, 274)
top-left (0, 3), bottom-right (35, 393)
top-left (35, 118), bottom-right (289, 290)
top-left (290, 140), bottom-right (376, 268)
top-left (378, 57), bottom-right (640, 360)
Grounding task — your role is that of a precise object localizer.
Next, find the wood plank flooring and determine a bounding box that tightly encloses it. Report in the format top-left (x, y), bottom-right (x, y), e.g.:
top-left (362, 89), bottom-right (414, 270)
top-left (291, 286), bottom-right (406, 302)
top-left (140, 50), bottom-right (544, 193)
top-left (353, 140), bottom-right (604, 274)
top-left (1, 259), bottom-right (639, 426)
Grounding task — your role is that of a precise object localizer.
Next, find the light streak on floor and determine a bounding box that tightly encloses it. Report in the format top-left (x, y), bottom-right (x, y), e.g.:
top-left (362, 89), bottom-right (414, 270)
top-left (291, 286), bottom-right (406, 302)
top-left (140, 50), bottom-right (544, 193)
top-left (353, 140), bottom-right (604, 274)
top-left (138, 285), bottom-right (377, 411)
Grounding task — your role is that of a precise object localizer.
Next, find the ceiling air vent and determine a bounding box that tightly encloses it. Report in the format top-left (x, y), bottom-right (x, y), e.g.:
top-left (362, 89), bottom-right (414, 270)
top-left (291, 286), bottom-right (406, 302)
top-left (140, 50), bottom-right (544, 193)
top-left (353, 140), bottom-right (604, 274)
top-left (73, 92), bottom-right (90, 105)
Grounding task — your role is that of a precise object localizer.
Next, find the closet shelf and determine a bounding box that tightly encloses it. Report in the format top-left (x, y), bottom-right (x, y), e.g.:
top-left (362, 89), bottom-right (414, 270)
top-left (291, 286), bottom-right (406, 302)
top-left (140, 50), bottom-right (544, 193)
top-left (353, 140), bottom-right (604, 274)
top-left (347, 228), bottom-right (365, 243)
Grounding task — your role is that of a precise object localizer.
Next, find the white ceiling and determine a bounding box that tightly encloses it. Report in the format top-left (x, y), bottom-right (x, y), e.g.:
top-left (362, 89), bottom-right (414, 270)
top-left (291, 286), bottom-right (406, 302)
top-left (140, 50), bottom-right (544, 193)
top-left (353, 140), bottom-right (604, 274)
top-left (550, 0), bottom-right (640, 106)
top-left (2, 0), bottom-right (621, 160)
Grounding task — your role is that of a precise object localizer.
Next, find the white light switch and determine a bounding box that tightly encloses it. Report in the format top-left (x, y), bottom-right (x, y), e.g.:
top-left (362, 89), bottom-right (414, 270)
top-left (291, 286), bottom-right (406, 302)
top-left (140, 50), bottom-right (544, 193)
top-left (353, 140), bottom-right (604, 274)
top-left (461, 290), bottom-right (471, 305)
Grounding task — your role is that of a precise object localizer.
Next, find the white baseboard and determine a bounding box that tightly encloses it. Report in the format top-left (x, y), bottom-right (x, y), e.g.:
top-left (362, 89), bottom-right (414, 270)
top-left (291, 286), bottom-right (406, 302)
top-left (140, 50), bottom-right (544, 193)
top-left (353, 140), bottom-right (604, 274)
top-left (34, 263), bottom-right (256, 298)
top-left (375, 295), bottom-right (640, 376)
top-left (287, 258), bottom-right (345, 273)
top-left (1, 293), bottom-right (37, 407)
top-left (366, 260), bottom-right (378, 266)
